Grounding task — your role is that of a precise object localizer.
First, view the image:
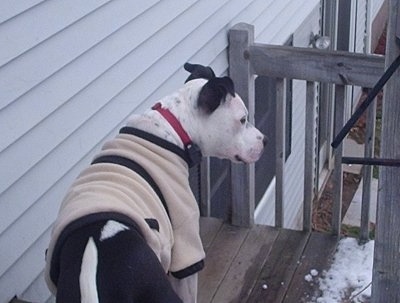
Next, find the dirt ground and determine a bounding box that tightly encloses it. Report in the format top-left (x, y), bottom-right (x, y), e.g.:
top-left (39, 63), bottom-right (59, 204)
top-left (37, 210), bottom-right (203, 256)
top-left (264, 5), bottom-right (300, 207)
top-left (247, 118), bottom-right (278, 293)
top-left (312, 171), bottom-right (362, 234)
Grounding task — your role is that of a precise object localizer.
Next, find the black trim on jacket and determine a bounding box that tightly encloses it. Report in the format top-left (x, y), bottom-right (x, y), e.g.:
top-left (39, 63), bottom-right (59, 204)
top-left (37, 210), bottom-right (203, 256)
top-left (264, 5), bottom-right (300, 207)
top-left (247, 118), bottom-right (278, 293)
top-left (92, 155), bottom-right (170, 218)
top-left (119, 127), bottom-right (191, 165)
top-left (170, 260), bottom-right (205, 279)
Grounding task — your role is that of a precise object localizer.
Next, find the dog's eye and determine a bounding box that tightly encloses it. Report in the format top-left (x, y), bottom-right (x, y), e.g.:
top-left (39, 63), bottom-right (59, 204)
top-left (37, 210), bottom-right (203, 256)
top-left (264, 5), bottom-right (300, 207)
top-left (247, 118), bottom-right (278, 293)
top-left (240, 117), bottom-right (247, 125)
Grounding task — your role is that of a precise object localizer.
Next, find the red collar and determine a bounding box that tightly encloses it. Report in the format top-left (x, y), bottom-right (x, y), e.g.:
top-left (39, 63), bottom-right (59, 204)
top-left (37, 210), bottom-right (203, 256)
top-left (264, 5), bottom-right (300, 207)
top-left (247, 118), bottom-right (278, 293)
top-left (151, 102), bottom-right (202, 167)
top-left (151, 102), bottom-right (192, 147)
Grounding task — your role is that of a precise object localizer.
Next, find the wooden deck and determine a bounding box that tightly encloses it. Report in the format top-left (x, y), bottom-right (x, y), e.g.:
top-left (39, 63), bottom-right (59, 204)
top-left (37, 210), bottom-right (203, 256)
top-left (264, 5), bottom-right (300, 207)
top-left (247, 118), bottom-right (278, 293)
top-left (198, 217), bottom-right (339, 303)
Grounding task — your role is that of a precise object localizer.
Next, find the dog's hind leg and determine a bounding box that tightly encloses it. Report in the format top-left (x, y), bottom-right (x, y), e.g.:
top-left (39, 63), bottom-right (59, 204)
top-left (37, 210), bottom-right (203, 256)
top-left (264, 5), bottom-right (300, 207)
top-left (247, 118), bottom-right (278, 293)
top-left (79, 237), bottom-right (100, 303)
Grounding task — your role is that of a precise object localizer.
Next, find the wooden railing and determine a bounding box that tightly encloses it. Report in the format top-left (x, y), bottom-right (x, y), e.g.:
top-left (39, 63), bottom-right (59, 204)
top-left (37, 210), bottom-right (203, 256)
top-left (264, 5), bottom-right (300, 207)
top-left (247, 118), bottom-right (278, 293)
top-left (228, 23), bottom-right (385, 239)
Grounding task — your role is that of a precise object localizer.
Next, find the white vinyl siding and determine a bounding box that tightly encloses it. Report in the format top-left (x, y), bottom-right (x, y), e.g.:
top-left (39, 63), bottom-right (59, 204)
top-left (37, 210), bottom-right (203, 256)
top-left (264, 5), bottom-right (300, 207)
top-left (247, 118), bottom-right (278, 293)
top-left (0, 1), bottom-right (317, 301)
top-left (371, 0), bottom-right (386, 18)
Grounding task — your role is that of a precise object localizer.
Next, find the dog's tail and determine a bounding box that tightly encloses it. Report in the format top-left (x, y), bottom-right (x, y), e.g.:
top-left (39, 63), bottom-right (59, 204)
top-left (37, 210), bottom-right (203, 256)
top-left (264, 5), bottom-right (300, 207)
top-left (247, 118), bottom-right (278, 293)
top-left (79, 237), bottom-right (100, 303)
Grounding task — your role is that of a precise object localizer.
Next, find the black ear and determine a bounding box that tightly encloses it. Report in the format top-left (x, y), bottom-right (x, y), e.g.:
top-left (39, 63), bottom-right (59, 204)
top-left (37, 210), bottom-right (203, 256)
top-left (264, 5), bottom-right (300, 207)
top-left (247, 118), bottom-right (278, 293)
top-left (184, 62), bottom-right (216, 83)
top-left (197, 77), bottom-right (235, 114)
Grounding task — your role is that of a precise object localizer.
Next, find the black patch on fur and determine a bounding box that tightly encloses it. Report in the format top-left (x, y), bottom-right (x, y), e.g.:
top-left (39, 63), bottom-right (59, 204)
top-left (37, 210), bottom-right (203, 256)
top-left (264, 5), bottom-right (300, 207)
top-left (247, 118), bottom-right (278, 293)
top-left (184, 62), bottom-right (216, 83)
top-left (197, 77), bottom-right (235, 114)
top-left (54, 217), bottom-right (184, 303)
top-left (145, 218), bottom-right (160, 231)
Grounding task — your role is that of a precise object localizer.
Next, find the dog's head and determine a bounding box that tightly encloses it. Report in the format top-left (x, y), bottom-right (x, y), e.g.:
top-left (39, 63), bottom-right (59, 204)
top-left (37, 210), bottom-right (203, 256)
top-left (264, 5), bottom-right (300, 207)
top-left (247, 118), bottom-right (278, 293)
top-left (184, 63), bottom-right (266, 164)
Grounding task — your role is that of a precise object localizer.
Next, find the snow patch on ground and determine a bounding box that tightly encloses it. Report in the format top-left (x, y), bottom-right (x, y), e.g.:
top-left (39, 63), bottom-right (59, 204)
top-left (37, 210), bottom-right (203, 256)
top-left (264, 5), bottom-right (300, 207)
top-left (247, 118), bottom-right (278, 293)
top-left (305, 269), bottom-right (319, 283)
top-left (307, 237), bottom-right (374, 303)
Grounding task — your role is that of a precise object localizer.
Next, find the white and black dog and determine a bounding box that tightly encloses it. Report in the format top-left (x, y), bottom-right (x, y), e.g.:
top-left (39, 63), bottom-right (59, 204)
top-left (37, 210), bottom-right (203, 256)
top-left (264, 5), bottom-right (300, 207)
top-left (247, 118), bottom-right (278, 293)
top-left (45, 63), bottom-right (266, 303)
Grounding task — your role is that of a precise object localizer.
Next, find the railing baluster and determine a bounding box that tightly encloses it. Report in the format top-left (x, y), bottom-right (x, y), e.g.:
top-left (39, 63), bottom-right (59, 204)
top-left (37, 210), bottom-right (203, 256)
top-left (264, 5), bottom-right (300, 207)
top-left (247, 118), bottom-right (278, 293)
top-left (332, 85), bottom-right (345, 236)
top-left (275, 78), bottom-right (286, 228)
top-left (360, 95), bottom-right (376, 242)
top-left (199, 157), bottom-right (211, 217)
top-left (303, 81), bottom-right (316, 231)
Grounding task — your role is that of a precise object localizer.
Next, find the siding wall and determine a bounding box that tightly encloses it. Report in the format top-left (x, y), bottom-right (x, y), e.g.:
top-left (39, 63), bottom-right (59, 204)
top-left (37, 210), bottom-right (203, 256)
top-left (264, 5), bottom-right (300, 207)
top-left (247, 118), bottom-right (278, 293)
top-left (371, 0), bottom-right (388, 52)
top-left (371, 0), bottom-right (387, 22)
top-left (355, 0), bottom-right (368, 54)
top-left (348, 0), bottom-right (387, 117)
top-left (0, 0), bottom-right (327, 302)
top-left (349, 0), bottom-right (368, 115)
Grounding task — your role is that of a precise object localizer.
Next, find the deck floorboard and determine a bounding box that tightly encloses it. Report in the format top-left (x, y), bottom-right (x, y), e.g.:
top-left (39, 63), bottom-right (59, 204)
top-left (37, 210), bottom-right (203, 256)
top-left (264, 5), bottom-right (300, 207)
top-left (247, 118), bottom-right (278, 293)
top-left (198, 218), bottom-right (338, 303)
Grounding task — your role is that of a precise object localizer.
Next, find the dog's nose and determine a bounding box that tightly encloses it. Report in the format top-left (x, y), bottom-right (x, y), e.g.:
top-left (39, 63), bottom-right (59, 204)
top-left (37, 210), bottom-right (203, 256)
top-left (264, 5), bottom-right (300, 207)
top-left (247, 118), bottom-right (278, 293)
top-left (257, 135), bottom-right (268, 147)
top-left (262, 135), bottom-right (268, 147)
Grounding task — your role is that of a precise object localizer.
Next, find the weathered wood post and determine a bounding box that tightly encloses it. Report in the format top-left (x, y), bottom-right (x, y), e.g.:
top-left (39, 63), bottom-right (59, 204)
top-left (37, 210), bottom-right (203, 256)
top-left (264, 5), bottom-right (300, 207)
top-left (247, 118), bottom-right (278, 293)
top-left (372, 0), bottom-right (400, 301)
top-left (228, 23), bottom-right (255, 227)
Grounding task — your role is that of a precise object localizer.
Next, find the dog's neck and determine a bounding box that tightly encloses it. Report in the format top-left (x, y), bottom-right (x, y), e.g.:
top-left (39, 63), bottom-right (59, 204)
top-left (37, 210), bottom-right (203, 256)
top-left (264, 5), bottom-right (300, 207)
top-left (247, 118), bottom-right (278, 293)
top-left (151, 102), bottom-right (193, 148)
top-left (126, 81), bottom-right (205, 151)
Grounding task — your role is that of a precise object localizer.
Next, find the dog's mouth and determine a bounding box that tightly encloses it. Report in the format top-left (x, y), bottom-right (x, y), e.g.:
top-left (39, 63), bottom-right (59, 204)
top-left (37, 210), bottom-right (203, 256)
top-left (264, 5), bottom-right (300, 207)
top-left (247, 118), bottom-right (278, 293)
top-left (234, 148), bottom-right (264, 164)
top-left (234, 155), bottom-right (246, 163)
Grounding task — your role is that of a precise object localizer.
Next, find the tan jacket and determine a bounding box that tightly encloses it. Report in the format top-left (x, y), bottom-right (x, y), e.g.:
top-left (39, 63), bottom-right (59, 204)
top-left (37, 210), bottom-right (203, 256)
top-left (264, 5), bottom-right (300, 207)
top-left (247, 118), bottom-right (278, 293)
top-left (45, 128), bottom-right (205, 299)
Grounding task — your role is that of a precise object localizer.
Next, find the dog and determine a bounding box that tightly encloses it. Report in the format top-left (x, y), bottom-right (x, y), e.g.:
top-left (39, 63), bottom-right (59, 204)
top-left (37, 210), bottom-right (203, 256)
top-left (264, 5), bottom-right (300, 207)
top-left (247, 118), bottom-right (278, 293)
top-left (45, 63), bottom-right (266, 303)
